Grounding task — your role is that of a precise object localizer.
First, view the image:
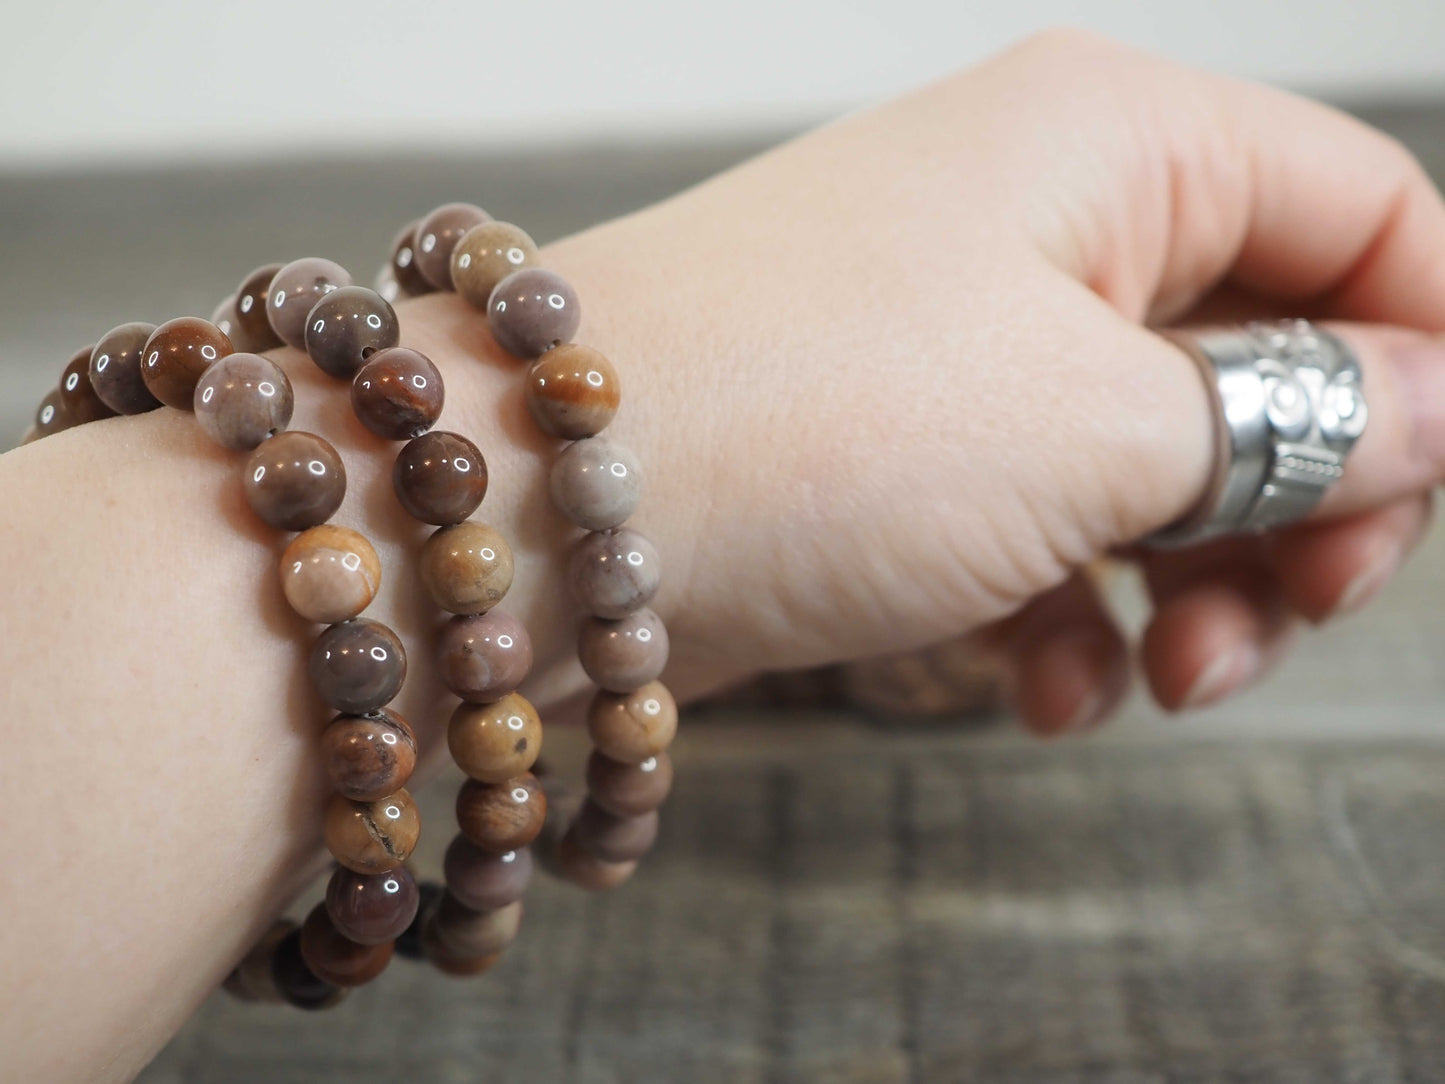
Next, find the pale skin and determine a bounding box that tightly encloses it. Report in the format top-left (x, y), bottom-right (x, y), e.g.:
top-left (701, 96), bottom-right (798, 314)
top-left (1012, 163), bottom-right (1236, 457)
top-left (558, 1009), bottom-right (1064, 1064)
top-left (5, 30), bottom-right (1445, 1080)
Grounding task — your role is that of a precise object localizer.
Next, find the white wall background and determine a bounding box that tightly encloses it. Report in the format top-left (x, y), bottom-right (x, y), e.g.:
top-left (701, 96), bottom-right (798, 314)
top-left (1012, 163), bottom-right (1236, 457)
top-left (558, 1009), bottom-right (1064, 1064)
top-left (4, 0), bottom-right (1444, 169)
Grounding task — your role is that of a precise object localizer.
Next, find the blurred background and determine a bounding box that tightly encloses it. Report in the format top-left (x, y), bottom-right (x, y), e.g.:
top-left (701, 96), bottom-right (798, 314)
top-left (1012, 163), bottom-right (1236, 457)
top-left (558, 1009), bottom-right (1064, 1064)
top-left (9, 2), bottom-right (1445, 1081)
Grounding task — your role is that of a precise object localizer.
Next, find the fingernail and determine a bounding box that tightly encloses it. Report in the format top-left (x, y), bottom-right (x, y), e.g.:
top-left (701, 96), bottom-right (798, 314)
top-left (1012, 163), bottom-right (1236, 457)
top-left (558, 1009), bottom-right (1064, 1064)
top-left (1332, 539), bottom-right (1402, 618)
top-left (1182, 644), bottom-right (1259, 709)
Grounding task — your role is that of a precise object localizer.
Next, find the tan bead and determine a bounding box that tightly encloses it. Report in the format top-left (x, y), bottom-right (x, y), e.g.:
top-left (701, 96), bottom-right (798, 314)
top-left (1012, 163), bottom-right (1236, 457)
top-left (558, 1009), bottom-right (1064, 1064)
top-left (586, 681), bottom-right (678, 764)
top-left (279, 525), bottom-right (381, 624)
top-left (419, 522), bottom-right (514, 615)
top-left (447, 693), bottom-right (542, 784)
top-left (577, 608), bottom-right (669, 692)
top-left (524, 345), bottom-right (621, 440)
top-left (456, 774), bottom-right (546, 853)
top-left (431, 894), bottom-right (523, 959)
top-left (555, 828), bottom-right (637, 891)
top-left (323, 789), bottom-right (420, 874)
top-left (420, 919), bottom-right (501, 978)
top-left (450, 222), bottom-right (540, 310)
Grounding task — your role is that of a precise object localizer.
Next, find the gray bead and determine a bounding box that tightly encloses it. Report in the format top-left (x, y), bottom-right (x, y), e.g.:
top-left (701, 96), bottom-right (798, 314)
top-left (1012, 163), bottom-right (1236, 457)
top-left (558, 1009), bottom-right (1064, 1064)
top-left (266, 257), bottom-right (353, 349)
top-left (577, 608), bottom-right (669, 693)
top-left (567, 528), bottom-right (661, 619)
top-left (486, 268), bottom-right (580, 359)
top-left (194, 353), bottom-right (294, 450)
top-left (549, 437), bottom-right (642, 531)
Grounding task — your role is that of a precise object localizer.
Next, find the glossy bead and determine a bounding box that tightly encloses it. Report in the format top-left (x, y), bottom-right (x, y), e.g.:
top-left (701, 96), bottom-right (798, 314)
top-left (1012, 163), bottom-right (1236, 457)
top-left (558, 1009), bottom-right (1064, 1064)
top-left (431, 894), bottom-right (522, 959)
top-left (443, 837), bottom-right (533, 912)
top-left (388, 220), bottom-right (434, 297)
top-left (351, 347), bottom-right (443, 439)
top-left (225, 918), bottom-right (295, 1003)
top-left (420, 919), bottom-right (502, 978)
top-left (32, 389), bottom-right (73, 439)
top-left (572, 799), bottom-right (659, 863)
top-left (305, 285), bottom-right (400, 379)
top-left (194, 353), bottom-right (294, 450)
top-left (568, 528), bottom-right (661, 619)
top-left (243, 431), bottom-right (346, 531)
top-left (89, 322), bottom-right (161, 414)
top-left (578, 609), bottom-right (670, 693)
top-left (586, 750), bottom-right (674, 818)
top-left (394, 880), bottom-right (444, 960)
top-left (309, 619), bottom-right (406, 714)
top-left (271, 928), bottom-right (346, 1010)
top-left (549, 437), bottom-right (642, 530)
top-left (456, 773), bottom-right (545, 852)
top-left (419, 521), bottom-right (514, 615)
top-left (374, 265), bottom-right (401, 303)
top-left (414, 203), bottom-right (491, 290)
top-left (448, 693), bottom-right (542, 784)
top-left (299, 903), bottom-right (394, 987)
top-left (141, 317), bottom-right (233, 410)
top-left (60, 345), bottom-right (115, 424)
top-left (450, 221), bottom-right (539, 310)
top-left (586, 680), bottom-right (678, 763)
top-left (325, 866), bottom-right (419, 947)
top-left (266, 257), bottom-right (352, 349)
top-left (210, 295), bottom-right (239, 343)
top-left (438, 611), bottom-right (533, 703)
top-left (524, 344), bottom-right (620, 439)
top-left (324, 789), bottom-right (420, 874)
top-left (555, 829), bottom-right (637, 891)
top-left (393, 430), bottom-right (487, 525)
top-left (322, 710), bottom-right (417, 802)
top-left (280, 525), bottom-right (381, 624)
top-left (487, 268), bottom-right (581, 359)
top-left (233, 263), bottom-right (285, 352)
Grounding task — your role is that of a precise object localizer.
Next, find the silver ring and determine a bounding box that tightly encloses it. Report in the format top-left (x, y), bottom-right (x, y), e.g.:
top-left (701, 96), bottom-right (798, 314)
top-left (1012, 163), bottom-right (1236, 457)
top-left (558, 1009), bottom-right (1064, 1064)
top-left (1148, 320), bottom-right (1367, 546)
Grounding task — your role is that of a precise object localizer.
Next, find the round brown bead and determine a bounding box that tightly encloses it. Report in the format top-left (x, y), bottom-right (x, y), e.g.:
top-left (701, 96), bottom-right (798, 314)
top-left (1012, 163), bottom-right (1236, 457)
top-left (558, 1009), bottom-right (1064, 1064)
top-left (325, 865), bottom-right (419, 947)
top-left (568, 528), bottom-right (661, 619)
top-left (438, 611), bottom-right (533, 703)
top-left (309, 619), bottom-right (406, 714)
top-left (555, 829), bottom-right (637, 891)
top-left (388, 220), bottom-right (434, 297)
top-left (420, 920), bottom-right (501, 978)
top-left (89, 322), bottom-right (161, 414)
top-left (351, 347), bottom-right (444, 439)
top-left (271, 927), bottom-right (347, 1010)
top-left (431, 894), bottom-right (522, 959)
top-left (448, 693), bottom-right (542, 784)
top-left (414, 202), bottom-right (491, 290)
top-left (141, 317), bottom-right (233, 410)
top-left (419, 521), bottom-right (514, 615)
top-left (60, 344), bottom-right (115, 424)
top-left (572, 799), bottom-right (659, 863)
top-left (266, 257), bottom-right (352, 349)
top-left (524, 344), bottom-right (620, 439)
top-left (280, 525), bottom-right (381, 624)
top-left (586, 680), bottom-right (678, 764)
top-left (233, 263), bottom-right (285, 352)
top-left (322, 710), bottom-right (417, 802)
top-left (549, 437), bottom-right (643, 531)
top-left (33, 389), bottom-right (73, 439)
top-left (305, 285), bottom-right (400, 379)
top-left (578, 608), bottom-right (670, 693)
top-left (194, 352), bottom-right (294, 451)
top-left (450, 221), bottom-right (540, 310)
top-left (487, 268), bottom-right (581, 359)
top-left (586, 750), bottom-right (674, 818)
top-left (299, 903), bottom-right (394, 988)
top-left (442, 837), bottom-right (533, 912)
top-left (456, 773), bottom-right (546, 853)
top-left (244, 430), bottom-right (346, 531)
top-left (210, 295), bottom-right (239, 344)
top-left (324, 789), bottom-right (420, 874)
top-left (393, 430), bottom-right (487, 525)
top-left (225, 918), bottom-right (296, 1003)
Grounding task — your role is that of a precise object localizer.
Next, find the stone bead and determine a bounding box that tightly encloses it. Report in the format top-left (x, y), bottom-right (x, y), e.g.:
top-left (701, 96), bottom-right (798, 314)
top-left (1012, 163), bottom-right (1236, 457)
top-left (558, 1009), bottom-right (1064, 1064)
top-left (578, 609), bottom-right (670, 693)
top-left (89, 322), bottom-right (161, 414)
top-left (224, 917), bottom-right (295, 1003)
top-left (394, 880), bottom-right (444, 961)
top-left (438, 611), bottom-right (533, 704)
top-left (304, 285), bottom-right (400, 379)
top-left (280, 525), bottom-right (381, 624)
top-left (322, 710), bottom-right (417, 802)
top-left (309, 619), bottom-right (406, 714)
top-left (325, 866), bottom-right (420, 947)
top-left (568, 528), bottom-right (661, 619)
top-left (586, 680), bottom-right (678, 763)
top-left (388, 220), bottom-right (434, 297)
top-left (393, 430), bottom-right (487, 525)
top-left (555, 829), bottom-right (637, 891)
top-left (431, 893), bottom-right (522, 959)
top-left (33, 389), bottom-right (73, 439)
top-left (271, 927), bottom-right (347, 1010)
top-left (351, 347), bottom-right (444, 439)
top-left (141, 317), bottom-right (233, 410)
top-left (374, 265), bottom-right (401, 303)
top-left (324, 789), bottom-right (420, 874)
top-left (299, 903), bottom-right (394, 987)
top-left (448, 693), bottom-right (542, 784)
top-left (456, 773), bottom-right (546, 853)
top-left (487, 268), bottom-right (581, 359)
top-left (266, 257), bottom-right (352, 349)
top-left (524, 344), bottom-right (621, 439)
top-left (586, 750), bottom-right (674, 818)
top-left (549, 437), bottom-right (642, 530)
top-left (419, 522), bottom-right (514, 615)
top-left (443, 837), bottom-right (533, 912)
top-left (244, 431), bottom-right (346, 531)
top-left (414, 202), bottom-right (491, 290)
top-left (194, 353), bottom-right (294, 451)
top-left (234, 263), bottom-right (285, 352)
top-left (60, 344), bottom-right (115, 424)
top-left (450, 221), bottom-right (539, 310)
top-left (572, 799), bottom-right (659, 863)
top-left (420, 919), bottom-right (502, 978)
top-left (210, 295), bottom-right (239, 343)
